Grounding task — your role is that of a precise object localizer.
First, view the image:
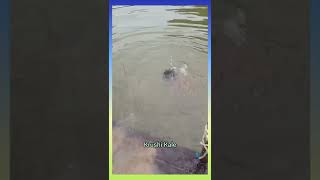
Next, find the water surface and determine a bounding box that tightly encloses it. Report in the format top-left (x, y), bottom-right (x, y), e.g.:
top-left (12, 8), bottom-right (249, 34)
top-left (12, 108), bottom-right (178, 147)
top-left (112, 5), bottom-right (208, 151)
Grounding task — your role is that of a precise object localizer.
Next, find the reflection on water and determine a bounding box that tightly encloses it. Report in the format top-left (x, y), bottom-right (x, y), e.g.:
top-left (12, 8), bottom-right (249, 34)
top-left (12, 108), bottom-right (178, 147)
top-left (112, 6), bottom-right (208, 151)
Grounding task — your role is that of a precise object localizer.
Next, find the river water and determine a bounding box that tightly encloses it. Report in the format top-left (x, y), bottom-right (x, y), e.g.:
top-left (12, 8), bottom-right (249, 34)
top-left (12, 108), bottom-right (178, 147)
top-left (112, 6), bottom-right (208, 151)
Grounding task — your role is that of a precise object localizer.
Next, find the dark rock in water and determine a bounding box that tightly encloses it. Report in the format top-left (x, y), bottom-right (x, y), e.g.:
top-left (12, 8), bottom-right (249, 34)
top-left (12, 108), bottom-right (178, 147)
top-left (163, 68), bottom-right (176, 80)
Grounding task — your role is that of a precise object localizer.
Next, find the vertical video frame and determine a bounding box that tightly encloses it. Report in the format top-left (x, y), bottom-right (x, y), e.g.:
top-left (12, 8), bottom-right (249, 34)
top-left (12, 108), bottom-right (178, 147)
top-left (111, 5), bottom-right (209, 174)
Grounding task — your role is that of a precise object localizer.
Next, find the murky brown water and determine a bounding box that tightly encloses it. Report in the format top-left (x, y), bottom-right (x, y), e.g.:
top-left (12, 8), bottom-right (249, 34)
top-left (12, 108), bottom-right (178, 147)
top-left (112, 6), bottom-right (208, 152)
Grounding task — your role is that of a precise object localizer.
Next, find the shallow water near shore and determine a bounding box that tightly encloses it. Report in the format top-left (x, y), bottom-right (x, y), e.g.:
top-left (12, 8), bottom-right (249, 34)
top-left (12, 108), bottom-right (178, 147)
top-left (112, 6), bottom-right (208, 152)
